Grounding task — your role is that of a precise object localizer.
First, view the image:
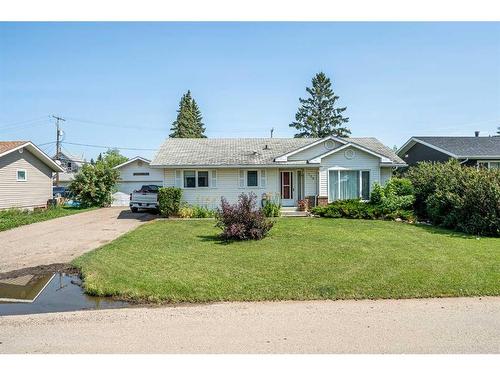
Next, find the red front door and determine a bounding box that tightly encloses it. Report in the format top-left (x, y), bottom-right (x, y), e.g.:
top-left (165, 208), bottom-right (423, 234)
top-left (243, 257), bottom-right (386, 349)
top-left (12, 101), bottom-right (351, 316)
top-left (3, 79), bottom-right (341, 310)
top-left (280, 171), bottom-right (294, 205)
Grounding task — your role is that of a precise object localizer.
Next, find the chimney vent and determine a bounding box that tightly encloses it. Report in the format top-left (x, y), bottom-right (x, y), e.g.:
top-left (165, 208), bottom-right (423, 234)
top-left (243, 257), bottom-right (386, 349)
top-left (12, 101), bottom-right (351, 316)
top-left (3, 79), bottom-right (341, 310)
top-left (475, 131), bottom-right (480, 137)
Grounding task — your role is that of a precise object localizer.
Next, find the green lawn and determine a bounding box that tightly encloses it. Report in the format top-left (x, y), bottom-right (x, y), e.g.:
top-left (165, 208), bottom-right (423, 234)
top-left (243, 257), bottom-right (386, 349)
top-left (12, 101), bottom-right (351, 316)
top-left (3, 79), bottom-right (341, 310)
top-left (0, 206), bottom-right (95, 232)
top-left (73, 218), bottom-right (500, 303)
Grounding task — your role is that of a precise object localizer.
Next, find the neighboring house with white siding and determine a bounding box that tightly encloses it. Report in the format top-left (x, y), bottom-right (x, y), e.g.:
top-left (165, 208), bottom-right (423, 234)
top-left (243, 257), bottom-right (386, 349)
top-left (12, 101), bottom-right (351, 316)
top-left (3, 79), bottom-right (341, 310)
top-left (0, 141), bottom-right (64, 210)
top-left (150, 136), bottom-right (405, 208)
top-left (113, 156), bottom-right (164, 194)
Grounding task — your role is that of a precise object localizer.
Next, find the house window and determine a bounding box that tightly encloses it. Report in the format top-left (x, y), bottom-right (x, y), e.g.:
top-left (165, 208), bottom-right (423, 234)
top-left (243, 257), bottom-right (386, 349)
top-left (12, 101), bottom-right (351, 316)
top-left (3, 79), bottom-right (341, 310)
top-left (478, 161), bottom-right (500, 169)
top-left (17, 169), bottom-right (27, 182)
top-left (133, 172), bottom-right (150, 176)
top-left (328, 170), bottom-right (370, 201)
top-left (361, 171), bottom-right (370, 200)
top-left (197, 171), bottom-right (209, 187)
top-left (183, 170), bottom-right (209, 188)
top-left (247, 171), bottom-right (258, 187)
top-left (184, 171), bottom-right (196, 188)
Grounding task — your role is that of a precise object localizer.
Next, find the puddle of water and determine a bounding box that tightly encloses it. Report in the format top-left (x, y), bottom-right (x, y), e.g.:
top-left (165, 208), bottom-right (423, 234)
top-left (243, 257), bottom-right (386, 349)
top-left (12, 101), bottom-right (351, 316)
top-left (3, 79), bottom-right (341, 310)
top-left (0, 272), bottom-right (128, 316)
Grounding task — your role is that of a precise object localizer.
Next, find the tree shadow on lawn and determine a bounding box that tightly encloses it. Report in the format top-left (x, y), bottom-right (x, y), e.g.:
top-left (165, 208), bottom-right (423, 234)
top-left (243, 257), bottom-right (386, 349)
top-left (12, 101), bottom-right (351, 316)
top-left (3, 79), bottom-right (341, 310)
top-left (414, 223), bottom-right (494, 240)
top-left (196, 234), bottom-right (232, 245)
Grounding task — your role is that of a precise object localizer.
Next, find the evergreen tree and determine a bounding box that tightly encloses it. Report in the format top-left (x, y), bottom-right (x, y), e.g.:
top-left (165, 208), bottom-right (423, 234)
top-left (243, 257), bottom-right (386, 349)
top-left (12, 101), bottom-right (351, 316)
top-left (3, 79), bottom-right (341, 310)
top-left (170, 90), bottom-right (206, 138)
top-left (191, 98), bottom-right (206, 138)
top-left (289, 72), bottom-right (350, 138)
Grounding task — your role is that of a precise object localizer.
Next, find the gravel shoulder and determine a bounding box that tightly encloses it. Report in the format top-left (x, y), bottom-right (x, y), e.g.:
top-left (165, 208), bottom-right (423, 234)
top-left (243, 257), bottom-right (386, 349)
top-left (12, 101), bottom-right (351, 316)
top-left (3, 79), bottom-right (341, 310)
top-left (1, 297), bottom-right (499, 354)
top-left (0, 207), bottom-right (155, 274)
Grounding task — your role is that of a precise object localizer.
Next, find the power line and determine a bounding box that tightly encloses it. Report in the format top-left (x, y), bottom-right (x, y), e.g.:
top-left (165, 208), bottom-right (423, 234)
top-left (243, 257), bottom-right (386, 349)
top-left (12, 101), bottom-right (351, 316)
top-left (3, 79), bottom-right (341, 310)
top-left (37, 141), bottom-right (57, 147)
top-left (62, 141), bottom-right (158, 151)
top-left (64, 116), bottom-right (166, 132)
top-left (0, 119), bottom-right (50, 132)
top-left (0, 116), bottom-right (49, 129)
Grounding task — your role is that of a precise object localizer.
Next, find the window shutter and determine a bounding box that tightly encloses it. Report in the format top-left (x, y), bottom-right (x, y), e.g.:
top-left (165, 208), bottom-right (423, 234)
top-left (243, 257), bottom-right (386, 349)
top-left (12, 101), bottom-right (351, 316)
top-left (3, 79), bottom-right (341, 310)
top-left (211, 170), bottom-right (217, 188)
top-left (260, 169), bottom-right (267, 188)
top-left (175, 170), bottom-right (182, 187)
top-left (239, 169), bottom-right (245, 188)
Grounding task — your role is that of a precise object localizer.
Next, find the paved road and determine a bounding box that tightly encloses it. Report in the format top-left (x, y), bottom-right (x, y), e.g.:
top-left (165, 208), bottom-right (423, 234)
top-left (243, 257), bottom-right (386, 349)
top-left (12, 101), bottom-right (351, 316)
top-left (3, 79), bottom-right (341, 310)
top-left (0, 207), bottom-right (154, 273)
top-left (1, 297), bottom-right (498, 353)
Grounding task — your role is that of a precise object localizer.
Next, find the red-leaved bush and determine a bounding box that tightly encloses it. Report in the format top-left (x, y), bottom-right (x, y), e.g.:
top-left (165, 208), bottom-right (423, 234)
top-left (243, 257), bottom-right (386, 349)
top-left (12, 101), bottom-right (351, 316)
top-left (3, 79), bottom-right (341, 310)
top-left (216, 193), bottom-right (274, 240)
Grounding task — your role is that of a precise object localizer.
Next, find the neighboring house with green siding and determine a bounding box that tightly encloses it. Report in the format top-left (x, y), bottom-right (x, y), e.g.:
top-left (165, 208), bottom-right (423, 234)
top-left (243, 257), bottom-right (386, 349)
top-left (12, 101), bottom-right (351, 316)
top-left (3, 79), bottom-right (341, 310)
top-left (150, 136), bottom-right (405, 208)
top-left (0, 141), bottom-right (64, 210)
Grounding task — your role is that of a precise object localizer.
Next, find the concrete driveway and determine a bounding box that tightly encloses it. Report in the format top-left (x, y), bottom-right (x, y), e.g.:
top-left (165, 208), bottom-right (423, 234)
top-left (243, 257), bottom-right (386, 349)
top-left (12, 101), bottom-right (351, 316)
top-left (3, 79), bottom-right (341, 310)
top-left (0, 297), bottom-right (498, 353)
top-left (0, 207), bottom-right (155, 274)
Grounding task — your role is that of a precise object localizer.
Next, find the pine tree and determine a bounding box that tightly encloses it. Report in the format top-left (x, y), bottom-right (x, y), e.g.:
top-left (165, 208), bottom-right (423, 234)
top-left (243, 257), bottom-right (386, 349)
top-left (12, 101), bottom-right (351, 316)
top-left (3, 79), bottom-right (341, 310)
top-left (289, 72), bottom-right (350, 138)
top-left (191, 98), bottom-right (206, 138)
top-left (170, 90), bottom-right (206, 138)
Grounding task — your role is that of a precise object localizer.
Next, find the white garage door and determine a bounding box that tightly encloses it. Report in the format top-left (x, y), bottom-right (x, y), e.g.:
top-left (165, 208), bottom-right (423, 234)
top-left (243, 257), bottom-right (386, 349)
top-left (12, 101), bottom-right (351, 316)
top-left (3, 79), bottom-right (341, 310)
top-left (116, 181), bottom-right (163, 194)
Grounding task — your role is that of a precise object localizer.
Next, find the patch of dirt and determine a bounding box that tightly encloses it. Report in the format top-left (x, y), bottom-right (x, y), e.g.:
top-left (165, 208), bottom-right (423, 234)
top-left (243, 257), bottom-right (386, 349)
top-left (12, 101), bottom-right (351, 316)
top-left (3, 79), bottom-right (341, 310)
top-left (0, 263), bottom-right (78, 280)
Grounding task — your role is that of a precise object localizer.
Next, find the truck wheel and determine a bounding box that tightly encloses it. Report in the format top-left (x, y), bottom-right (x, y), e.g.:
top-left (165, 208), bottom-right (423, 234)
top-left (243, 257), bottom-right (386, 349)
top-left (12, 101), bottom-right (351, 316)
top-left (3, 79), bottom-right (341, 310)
top-left (131, 207), bottom-right (138, 213)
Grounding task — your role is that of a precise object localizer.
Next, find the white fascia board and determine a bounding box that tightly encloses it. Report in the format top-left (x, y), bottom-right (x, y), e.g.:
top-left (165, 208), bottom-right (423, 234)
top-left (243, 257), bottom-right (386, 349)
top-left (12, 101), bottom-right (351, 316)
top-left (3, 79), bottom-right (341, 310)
top-left (308, 142), bottom-right (392, 164)
top-left (0, 142), bottom-right (65, 172)
top-left (113, 156), bottom-right (151, 170)
top-left (274, 136), bottom-right (348, 162)
top-left (151, 163), bottom-right (310, 169)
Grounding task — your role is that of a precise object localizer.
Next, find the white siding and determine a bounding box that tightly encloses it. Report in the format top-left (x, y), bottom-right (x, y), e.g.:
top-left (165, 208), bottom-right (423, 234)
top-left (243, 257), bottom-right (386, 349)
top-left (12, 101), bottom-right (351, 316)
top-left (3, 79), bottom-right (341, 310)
top-left (115, 160), bottom-right (164, 193)
top-left (164, 168), bottom-right (280, 208)
top-left (380, 167), bottom-right (393, 185)
top-left (318, 146), bottom-right (381, 198)
top-left (288, 140), bottom-right (343, 161)
top-left (304, 168), bottom-right (318, 197)
top-left (0, 149), bottom-right (53, 210)
top-left (116, 160), bottom-right (164, 182)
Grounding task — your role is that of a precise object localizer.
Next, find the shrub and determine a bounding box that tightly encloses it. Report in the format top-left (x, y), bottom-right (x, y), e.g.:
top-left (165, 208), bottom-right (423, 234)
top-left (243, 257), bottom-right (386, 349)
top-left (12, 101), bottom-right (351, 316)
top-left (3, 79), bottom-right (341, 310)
top-left (312, 177), bottom-right (416, 222)
top-left (405, 161), bottom-right (500, 236)
top-left (385, 177), bottom-right (414, 196)
top-left (262, 200), bottom-right (281, 217)
top-left (216, 193), bottom-right (274, 240)
top-left (370, 183), bottom-right (385, 205)
top-left (178, 204), bottom-right (216, 218)
top-left (192, 205), bottom-right (216, 218)
top-left (158, 187), bottom-right (182, 217)
top-left (178, 205), bottom-right (194, 218)
top-left (69, 163), bottom-right (119, 207)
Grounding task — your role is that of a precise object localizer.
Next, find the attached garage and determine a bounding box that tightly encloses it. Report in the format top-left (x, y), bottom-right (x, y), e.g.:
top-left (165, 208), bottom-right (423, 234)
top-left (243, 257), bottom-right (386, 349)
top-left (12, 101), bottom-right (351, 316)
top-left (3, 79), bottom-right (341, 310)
top-left (113, 156), bottom-right (163, 195)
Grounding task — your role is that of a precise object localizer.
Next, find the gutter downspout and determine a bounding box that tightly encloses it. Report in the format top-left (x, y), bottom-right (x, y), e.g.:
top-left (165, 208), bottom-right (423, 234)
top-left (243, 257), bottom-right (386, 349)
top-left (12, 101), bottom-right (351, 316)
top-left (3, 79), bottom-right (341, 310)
top-left (459, 158), bottom-right (469, 165)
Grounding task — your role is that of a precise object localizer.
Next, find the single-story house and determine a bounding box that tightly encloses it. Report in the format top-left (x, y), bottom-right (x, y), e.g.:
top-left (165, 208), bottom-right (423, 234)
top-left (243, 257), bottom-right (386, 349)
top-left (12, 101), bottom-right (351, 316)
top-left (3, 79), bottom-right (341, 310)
top-left (0, 141), bottom-right (64, 210)
top-left (150, 136), bottom-right (406, 208)
top-left (397, 135), bottom-right (500, 168)
top-left (113, 156), bottom-right (164, 194)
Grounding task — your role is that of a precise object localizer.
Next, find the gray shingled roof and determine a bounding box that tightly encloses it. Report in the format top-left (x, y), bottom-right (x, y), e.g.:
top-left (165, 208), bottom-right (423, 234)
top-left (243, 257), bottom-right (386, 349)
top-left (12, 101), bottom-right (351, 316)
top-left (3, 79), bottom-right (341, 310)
top-left (414, 136), bottom-right (500, 157)
top-left (151, 137), bottom-right (404, 166)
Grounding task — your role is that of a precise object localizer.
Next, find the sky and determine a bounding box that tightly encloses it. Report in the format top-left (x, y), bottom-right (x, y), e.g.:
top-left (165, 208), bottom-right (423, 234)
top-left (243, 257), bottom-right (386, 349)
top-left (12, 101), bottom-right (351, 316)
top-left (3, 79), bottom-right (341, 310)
top-left (0, 22), bottom-right (499, 160)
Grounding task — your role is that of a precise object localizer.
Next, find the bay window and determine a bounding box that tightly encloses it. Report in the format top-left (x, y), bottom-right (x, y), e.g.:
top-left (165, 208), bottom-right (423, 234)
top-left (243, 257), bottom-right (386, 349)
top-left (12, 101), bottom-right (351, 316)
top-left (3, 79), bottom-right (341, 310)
top-left (328, 170), bottom-right (370, 201)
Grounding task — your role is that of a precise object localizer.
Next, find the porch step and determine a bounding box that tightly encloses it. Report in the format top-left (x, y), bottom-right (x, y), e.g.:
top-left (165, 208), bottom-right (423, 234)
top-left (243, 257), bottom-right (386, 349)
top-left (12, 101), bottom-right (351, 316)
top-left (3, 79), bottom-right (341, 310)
top-left (280, 207), bottom-right (309, 217)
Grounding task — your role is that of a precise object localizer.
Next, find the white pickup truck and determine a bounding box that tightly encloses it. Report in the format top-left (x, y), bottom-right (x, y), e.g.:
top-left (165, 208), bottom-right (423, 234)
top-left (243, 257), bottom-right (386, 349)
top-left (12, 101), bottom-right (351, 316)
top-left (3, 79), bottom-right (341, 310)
top-left (129, 185), bottom-right (160, 213)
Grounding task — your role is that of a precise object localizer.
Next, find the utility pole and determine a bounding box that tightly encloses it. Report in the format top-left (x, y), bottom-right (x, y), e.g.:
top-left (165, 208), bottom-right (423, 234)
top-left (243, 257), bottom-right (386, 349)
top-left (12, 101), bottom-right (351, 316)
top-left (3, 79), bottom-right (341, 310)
top-left (52, 115), bottom-right (65, 186)
top-left (270, 127), bottom-right (274, 138)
